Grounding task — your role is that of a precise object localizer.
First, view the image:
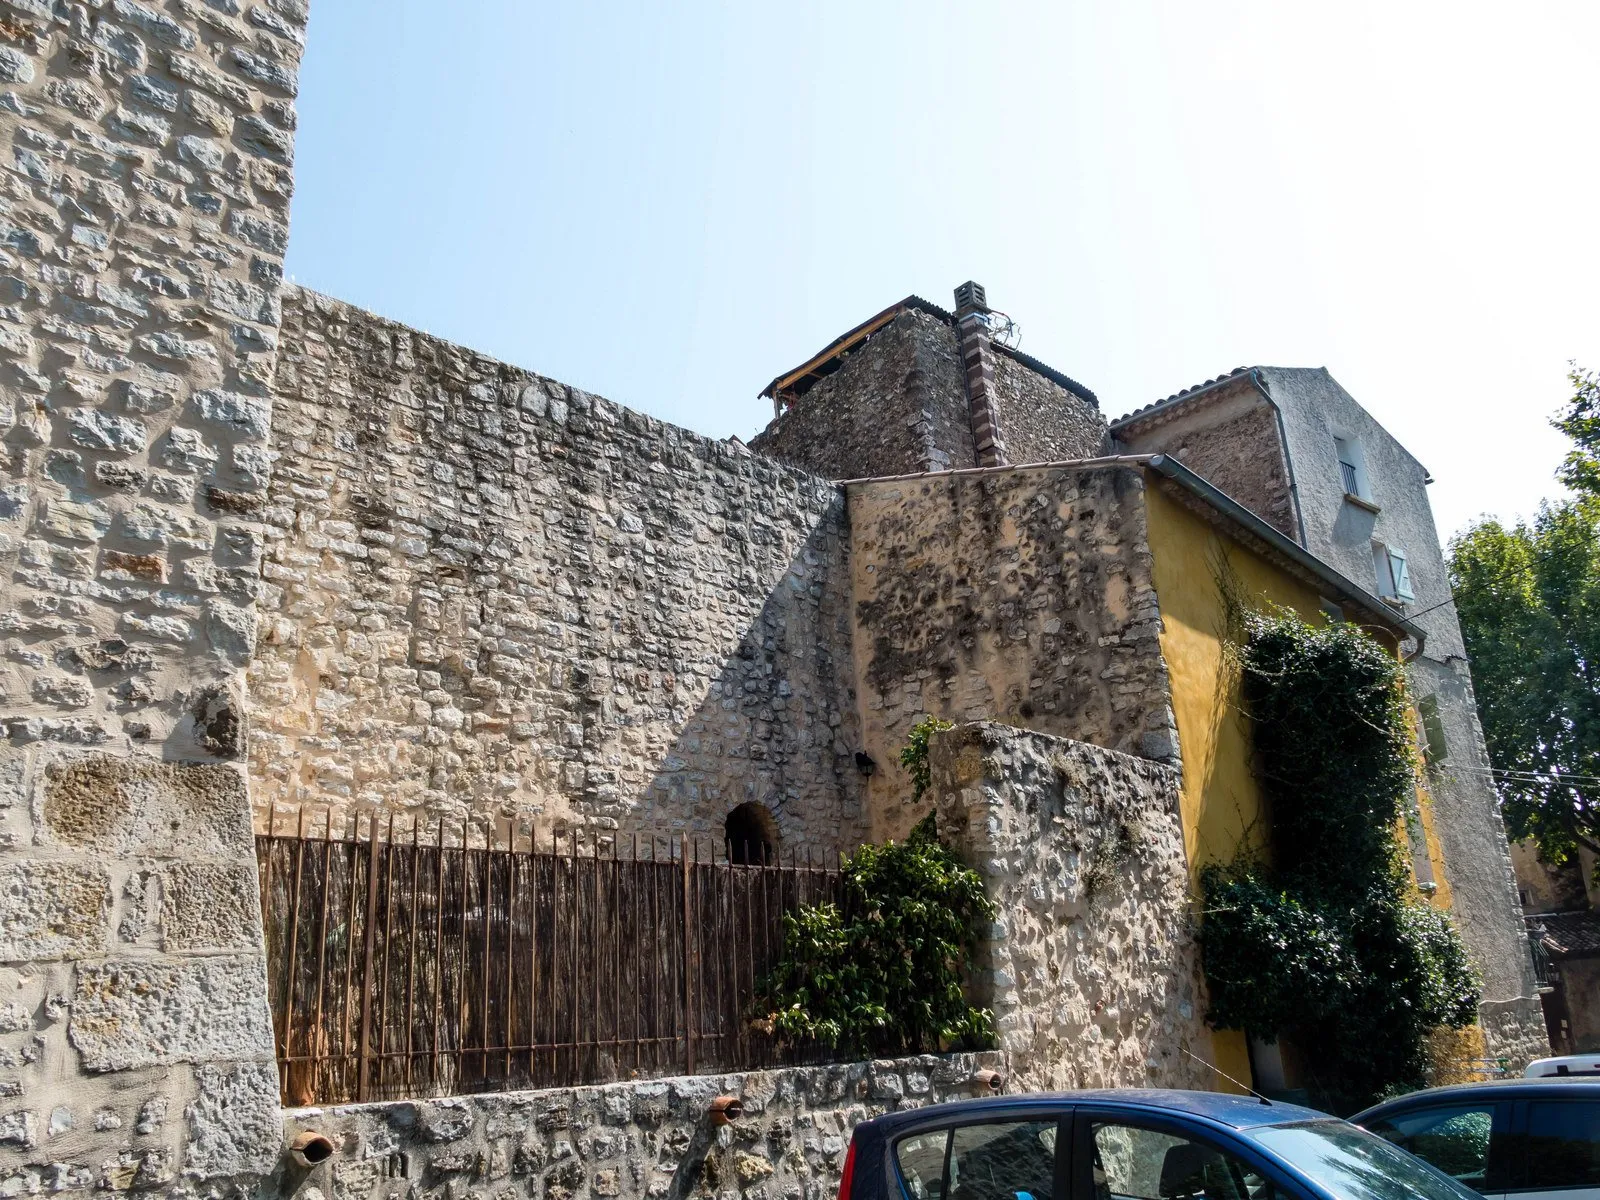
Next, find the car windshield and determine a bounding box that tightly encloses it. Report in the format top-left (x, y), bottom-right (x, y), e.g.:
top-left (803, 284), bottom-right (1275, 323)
top-left (1252, 1120), bottom-right (1479, 1200)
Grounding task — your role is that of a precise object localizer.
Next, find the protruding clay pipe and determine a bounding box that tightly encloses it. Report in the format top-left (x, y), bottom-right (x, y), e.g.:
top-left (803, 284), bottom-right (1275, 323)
top-left (709, 1095), bottom-right (744, 1126)
top-left (974, 1069), bottom-right (1004, 1094)
top-left (290, 1131), bottom-right (336, 1169)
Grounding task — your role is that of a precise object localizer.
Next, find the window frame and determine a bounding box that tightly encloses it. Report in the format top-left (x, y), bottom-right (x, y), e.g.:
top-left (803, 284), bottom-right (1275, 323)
top-left (1333, 436), bottom-right (1373, 503)
top-left (890, 1109), bottom-right (1072, 1200)
top-left (1359, 1099), bottom-right (1512, 1193)
top-left (1068, 1109), bottom-right (1313, 1200)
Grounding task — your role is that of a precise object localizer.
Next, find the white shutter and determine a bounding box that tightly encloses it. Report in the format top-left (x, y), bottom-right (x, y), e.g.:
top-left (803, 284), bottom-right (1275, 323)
top-left (1388, 548), bottom-right (1414, 601)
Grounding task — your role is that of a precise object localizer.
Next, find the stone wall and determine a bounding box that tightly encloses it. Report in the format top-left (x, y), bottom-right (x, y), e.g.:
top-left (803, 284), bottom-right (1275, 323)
top-left (0, 0), bottom-right (305, 753)
top-left (1, 753), bottom-right (279, 1194)
top-left (1112, 383), bottom-right (1298, 541)
top-left (929, 722), bottom-right (1211, 1091)
top-left (990, 351), bottom-right (1107, 467)
top-left (750, 308), bottom-right (974, 482)
top-left (250, 289), bottom-right (865, 851)
top-left (0, 0), bottom-right (306, 1192)
top-left (848, 464), bottom-right (1177, 840)
top-left (274, 1053), bottom-right (1002, 1200)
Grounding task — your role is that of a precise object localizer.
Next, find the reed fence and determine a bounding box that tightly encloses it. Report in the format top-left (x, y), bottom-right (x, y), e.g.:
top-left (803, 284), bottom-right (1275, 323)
top-left (256, 810), bottom-right (846, 1106)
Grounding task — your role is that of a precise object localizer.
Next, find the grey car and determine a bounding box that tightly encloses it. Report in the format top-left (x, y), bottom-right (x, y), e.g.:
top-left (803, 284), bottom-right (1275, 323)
top-left (1354, 1081), bottom-right (1600, 1200)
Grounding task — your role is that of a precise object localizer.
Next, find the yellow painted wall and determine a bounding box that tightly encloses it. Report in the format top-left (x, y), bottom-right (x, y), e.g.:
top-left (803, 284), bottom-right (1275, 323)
top-left (1141, 483), bottom-right (1418, 1090)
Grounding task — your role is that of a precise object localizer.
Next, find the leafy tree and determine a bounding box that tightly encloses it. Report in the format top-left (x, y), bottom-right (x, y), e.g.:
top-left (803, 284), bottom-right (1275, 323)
top-left (1557, 364), bottom-right (1600, 499)
top-left (1449, 369), bottom-right (1600, 871)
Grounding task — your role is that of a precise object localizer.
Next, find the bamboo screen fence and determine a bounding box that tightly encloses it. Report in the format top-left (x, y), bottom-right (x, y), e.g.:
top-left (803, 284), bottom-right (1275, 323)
top-left (256, 810), bottom-right (846, 1105)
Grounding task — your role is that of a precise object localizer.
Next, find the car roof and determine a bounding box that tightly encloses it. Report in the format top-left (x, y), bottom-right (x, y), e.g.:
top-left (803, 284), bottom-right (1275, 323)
top-left (859, 1089), bottom-right (1331, 1137)
top-left (1353, 1078), bottom-right (1600, 1120)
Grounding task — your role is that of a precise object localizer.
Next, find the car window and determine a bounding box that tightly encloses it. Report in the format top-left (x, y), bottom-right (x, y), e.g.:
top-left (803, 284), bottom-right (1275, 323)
top-left (1090, 1122), bottom-right (1277, 1200)
top-left (1524, 1101), bottom-right (1600, 1190)
top-left (1362, 1105), bottom-right (1496, 1190)
top-left (897, 1130), bottom-right (949, 1200)
top-left (895, 1120), bottom-right (1060, 1200)
top-left (1253, 1120), bottom-right (1479, 1200)
top-left (950, 1121), bottom-right (1059, 1200)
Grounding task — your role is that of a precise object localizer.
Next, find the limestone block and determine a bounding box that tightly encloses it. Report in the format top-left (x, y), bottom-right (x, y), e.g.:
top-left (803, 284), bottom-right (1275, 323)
top-left (0, 859), bottom-right (110, 961)
top-left (183, 1061), bottom-right (280, 1178)
top-left (38, 756), bottom-right (253, 858)
top-left (158, 861), bottom-right (261, 951)
top-left (68, 956), bottom-right (274, 1071)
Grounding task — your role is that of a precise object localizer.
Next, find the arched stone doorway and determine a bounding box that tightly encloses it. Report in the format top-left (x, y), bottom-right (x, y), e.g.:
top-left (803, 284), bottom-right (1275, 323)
top-left (725, 802), bottom-right (779, 865)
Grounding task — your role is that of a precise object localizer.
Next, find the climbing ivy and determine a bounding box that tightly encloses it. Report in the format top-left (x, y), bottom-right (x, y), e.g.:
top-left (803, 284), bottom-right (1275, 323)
top-left (757, 813), bottom-right (995, 1056)
top-left (900, 715), bottom-right (956, 802)
top-left (1198, 610), bottom-right (1480, 1114)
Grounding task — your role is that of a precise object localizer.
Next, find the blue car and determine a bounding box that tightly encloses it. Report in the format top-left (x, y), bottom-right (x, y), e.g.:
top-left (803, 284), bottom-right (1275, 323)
top-left (840, 1089), bottom-right (1475, 1200)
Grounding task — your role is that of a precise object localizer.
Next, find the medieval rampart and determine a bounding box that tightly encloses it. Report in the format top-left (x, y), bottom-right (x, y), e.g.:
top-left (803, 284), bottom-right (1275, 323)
top-left (251, 289), bottom-right (866, 851)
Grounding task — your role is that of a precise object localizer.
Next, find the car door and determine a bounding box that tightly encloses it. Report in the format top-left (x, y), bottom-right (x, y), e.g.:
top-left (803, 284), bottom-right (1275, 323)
top-left (1510, 1097), bottom-right (1600, 1200)
top-left (1068, 1108), bottom-right (1312, 1200)
top-left (1361, 1099), bottom-right (1513, 1198)
top-left (890, 1110), bottom-right (1071, 1200)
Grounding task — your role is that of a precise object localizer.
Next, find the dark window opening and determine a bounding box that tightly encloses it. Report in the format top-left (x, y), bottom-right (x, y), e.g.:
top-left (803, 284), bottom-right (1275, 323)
top-left (725, 802), bottom-right (778, 865)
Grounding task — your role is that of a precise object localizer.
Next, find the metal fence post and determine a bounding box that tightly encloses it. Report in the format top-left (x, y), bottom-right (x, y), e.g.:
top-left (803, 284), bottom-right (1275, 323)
top-left (681, 833), bottom-right (694, 1075)
top-left (356, 812), bottom-right (382, 1101)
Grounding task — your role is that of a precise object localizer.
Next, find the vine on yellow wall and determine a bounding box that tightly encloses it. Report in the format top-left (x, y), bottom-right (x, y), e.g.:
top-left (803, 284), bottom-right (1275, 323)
top-left (1199, 610), bottom-right (1479, 1114)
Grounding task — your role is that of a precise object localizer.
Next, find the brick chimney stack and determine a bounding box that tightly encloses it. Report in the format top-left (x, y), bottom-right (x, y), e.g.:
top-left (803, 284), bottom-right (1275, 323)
top-left (955, 281), bottom-right (1008, 467)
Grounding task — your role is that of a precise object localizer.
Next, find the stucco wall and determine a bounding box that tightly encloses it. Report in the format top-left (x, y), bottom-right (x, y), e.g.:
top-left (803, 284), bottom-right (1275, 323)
top-left (0, 0), bottom-right (307, 1191)
top-left (250, 289), bottom-right (865, 851)
top-left (750, 309), bottom-right (974, 481)
top-left (273, 1054), bottom-right (1002, 1200)
top-left (1260, 368), bottom-right (1458, 657)
top-left (1118, 367), bottom-right (1543, 1050)
top-left (928, 723), bottom-right (1216, 1092)
top-left (847, 465), bottom-right (1177, 840)
top-left (989, 352), bottom-right (1107, 466)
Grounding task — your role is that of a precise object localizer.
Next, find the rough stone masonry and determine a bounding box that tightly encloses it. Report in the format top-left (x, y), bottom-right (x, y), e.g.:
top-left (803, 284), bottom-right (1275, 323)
top-left (0, 0), bottom-right (309, 1192)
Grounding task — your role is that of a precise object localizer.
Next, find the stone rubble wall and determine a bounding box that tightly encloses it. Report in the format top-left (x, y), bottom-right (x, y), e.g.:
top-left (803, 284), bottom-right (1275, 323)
top-left (849, 465), bottom-right (1178, 841)
top-left (750, 309), bottom-right (975, 482)
top-left (929, 722), bottom-right (1211, 1092)
top-left (1111, 384), bottom-right (1299, 542)
top-left (0, 0), bottom-right (306, 754)
top-left (989, 351), bottom-right (1107, 468)
top-left (250, 289), bottom-right (865, 851)
top-left (275, 1054), bottom-right (1002, 1200)
top-left (0, 0), bottom-right (307, 1193)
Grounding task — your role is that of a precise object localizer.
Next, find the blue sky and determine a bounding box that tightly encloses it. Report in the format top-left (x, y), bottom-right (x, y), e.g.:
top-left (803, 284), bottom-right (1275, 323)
top-left (284, 2), bottom-right (1600, 540)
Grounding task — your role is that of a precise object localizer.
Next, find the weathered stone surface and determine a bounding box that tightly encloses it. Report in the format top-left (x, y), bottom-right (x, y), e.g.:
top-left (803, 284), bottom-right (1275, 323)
top-left (69, 957), bottom-right (275, 1071)
top-left (850, 465), bottom-right (1176, 840)
top-left (251, 289), bottom-right (864, 851)
top-left (38, 756), bottom-right (253, 858)
top-left (0, 859), bottom-right (110, 961)
top-left (929, 722), bottom-right (1212, 1090)
top-left (158, 862), bottom-right (262, 951)
top-left (184, 1061), bottom-right (281, 1178)
top-left (753, 307), bottom-right (978, 480)
top-left (278, 1052), bottom-right (1000, 1200)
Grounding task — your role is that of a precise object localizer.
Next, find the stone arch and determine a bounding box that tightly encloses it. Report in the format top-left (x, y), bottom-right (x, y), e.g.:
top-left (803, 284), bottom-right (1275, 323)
top-left (725, 802), bottom-right (779, 865)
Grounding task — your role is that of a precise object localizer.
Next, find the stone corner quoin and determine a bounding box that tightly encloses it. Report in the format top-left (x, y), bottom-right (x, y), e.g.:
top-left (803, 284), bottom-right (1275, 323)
top-left (0, 0), bottom-right (309, 1195)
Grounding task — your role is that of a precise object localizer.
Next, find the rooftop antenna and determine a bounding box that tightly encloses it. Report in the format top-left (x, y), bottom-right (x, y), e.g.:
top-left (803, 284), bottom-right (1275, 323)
top-left (1182, 1048), bottom-right (1272, 1106)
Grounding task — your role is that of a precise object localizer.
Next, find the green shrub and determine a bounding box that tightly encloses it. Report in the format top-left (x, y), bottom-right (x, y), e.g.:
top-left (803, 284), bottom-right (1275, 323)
top-left (759, 814), bottom-right (995, 1055)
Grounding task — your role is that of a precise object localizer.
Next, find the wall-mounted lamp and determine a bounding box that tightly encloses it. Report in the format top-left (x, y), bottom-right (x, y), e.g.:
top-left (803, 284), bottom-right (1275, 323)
top-left (854, 752), bottom-right (876, 777)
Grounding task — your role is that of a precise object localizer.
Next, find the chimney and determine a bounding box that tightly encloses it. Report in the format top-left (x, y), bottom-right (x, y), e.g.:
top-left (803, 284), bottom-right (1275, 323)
top-left (955, 281), bottom-right (1007, 467)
